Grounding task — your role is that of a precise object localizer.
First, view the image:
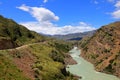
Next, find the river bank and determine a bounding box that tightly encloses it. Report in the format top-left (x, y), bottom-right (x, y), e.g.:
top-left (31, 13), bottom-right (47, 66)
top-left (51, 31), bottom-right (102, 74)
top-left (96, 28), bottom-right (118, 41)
top-left (66, 47), bottom-right (120, 80)
top-left (64, 53), bottom-right (77, 65)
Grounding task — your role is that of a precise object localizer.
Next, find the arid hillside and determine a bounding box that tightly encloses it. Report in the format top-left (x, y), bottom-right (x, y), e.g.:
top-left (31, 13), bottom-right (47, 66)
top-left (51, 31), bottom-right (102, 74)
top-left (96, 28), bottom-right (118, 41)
top-left (80, 21), bottom-right (120, 78)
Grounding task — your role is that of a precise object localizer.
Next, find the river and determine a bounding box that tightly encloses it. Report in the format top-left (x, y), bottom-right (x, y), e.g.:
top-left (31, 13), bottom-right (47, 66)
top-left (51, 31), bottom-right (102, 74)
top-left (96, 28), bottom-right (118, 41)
top-left (66, 47), bottom-right (120, 80)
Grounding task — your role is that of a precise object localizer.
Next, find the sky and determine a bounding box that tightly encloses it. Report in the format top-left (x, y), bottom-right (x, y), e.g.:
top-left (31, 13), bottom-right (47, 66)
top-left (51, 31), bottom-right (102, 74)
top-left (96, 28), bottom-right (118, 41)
top-left (0, 0), bottom-right (120, 35)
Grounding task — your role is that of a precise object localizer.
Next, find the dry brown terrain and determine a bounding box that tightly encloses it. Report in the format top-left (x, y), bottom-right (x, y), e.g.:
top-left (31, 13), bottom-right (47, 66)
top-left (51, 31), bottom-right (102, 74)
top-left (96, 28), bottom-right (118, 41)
top-left (64, 53), bottom-right (77, 65)
top-left (80, 21), bottom-right (120, 78)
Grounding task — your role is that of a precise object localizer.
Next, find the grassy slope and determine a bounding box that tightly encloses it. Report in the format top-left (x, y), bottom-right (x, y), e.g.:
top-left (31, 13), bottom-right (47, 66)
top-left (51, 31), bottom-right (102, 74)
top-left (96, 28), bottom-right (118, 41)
top-left (0, 15), bottom-right (76, 80)
top-left (29, 42), bottom-right (68, 80)
top-left (0, 15), bottom-right (46, 49)
top-left (0, 50), bottom-right (30, 80)
top-left (80, 21), bottom-right (120, 78)
top-left (0, 41), bottom-right (75, 80)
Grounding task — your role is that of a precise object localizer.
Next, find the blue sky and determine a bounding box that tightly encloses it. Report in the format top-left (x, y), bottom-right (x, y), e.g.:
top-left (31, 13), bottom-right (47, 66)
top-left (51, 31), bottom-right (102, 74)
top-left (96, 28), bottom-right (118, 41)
top-left (0, 0), bottom-right (120, 35)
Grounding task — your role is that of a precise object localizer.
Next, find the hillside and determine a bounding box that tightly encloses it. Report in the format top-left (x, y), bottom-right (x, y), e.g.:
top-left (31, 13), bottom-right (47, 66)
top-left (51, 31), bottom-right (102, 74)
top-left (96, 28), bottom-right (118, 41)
top-left (80, 21), bottom-right (120, 78)
top-left (0, 15), bottom-right (46, 50)
top-left (0, 15), bottom-right (77, 80)
top-left (52, 30), bottom-right (96, 41)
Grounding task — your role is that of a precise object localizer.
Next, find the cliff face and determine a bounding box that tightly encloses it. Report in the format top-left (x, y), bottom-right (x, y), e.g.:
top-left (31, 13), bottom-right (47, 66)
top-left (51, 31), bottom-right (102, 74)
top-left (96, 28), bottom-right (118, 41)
top-left (81, 21), bottom-right (120, 78)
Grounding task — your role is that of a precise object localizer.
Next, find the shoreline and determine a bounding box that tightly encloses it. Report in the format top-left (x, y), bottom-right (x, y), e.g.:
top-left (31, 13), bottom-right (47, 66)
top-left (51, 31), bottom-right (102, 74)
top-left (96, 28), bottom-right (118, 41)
top-left (65, 51), bottom-right (82, 80)
top-left (64, 53), bottom-right (77, 65)
top-left (80, 49), bottom-right (120, 79)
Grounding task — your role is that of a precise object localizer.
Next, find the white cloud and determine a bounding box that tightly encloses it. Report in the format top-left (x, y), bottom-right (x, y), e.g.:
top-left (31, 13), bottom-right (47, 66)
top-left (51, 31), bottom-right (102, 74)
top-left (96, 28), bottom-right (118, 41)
top-left (30, 7), bottom-right (59, 22)
top-left (111, 0), bottom-right (120, 19)
top-left (20, 21), bottom-right (96, 35)
top-left (115, 1), bottom-right (120, 8)
top-left (17, 4), bottom-right (96, 35)
top-left (16, 4), bottom-right (29, 11)
top-left (43, 0), bottom-right (48, 3)
top-left (17, 4), bottom-right (59, 22)
top-left (112, 9), bottom-right (120, 18)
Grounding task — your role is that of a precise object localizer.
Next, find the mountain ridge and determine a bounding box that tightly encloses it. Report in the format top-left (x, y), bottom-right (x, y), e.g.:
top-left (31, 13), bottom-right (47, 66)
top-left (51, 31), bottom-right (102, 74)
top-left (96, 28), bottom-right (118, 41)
top-left (51, 30), bottom-right (96, 41)
top-left (0, 15), bottom-right (47, 49)
top-left (79, 21), bottom-right (120, 78)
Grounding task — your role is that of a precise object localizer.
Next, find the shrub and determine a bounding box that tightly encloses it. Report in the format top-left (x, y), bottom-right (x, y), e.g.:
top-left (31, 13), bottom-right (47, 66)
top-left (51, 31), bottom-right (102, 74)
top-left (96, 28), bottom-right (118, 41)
top-left (49, 50), bottom-right (64, 63)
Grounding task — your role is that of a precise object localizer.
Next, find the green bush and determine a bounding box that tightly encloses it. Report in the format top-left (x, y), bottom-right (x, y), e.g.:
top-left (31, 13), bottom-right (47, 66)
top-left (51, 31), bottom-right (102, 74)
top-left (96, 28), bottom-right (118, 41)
top-left (49, 50), bottom-right (64, 63)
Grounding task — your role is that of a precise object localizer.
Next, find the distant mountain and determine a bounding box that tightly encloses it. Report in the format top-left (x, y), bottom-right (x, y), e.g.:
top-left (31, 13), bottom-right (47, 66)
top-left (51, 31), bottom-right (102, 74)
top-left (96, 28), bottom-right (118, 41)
top-left (80, 21), bottom-right (120, 78)
top-left (52, 30), bottom-right (96, 41)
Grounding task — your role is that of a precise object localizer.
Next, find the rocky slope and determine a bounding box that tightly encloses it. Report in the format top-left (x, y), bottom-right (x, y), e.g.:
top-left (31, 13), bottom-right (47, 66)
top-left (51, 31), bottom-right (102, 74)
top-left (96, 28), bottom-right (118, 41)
top-left (80, 21), bottom-right (120, 78)
top-left (0, 15), bottom-right (77, 80)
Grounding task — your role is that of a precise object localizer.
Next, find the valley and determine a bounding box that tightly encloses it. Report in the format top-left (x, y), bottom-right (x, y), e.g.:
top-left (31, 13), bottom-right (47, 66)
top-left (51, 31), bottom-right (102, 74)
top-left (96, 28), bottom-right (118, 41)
top-left (0, 15), bottom-right (120, 80)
